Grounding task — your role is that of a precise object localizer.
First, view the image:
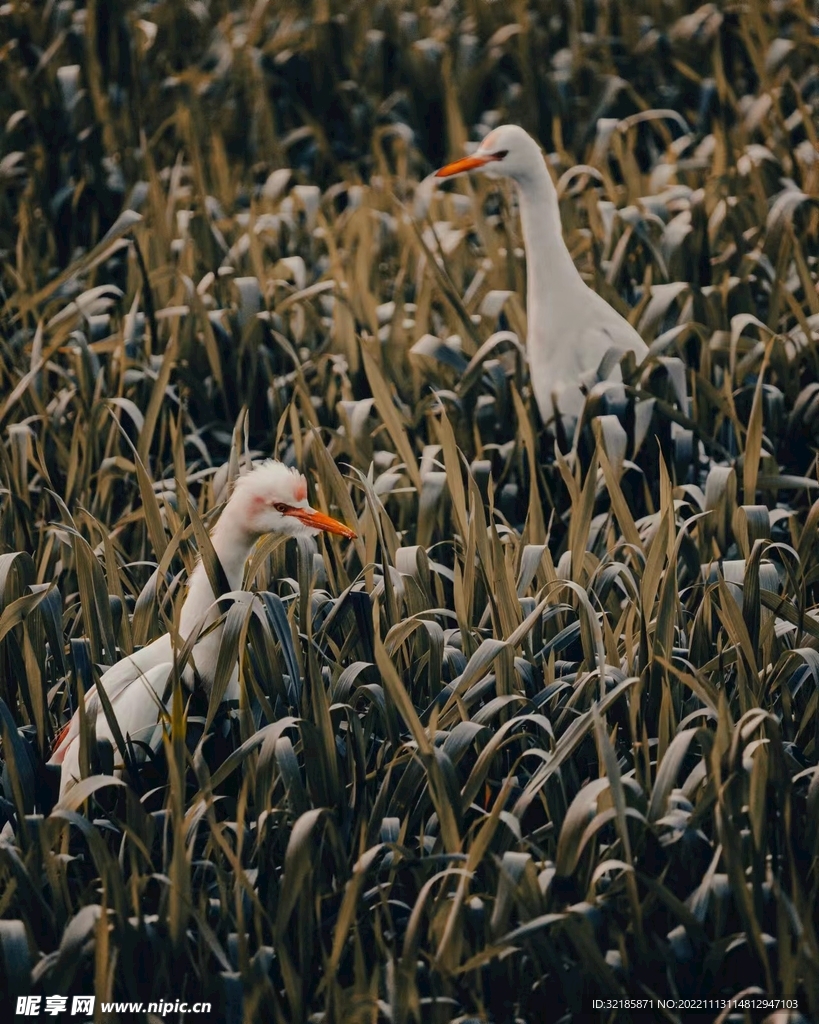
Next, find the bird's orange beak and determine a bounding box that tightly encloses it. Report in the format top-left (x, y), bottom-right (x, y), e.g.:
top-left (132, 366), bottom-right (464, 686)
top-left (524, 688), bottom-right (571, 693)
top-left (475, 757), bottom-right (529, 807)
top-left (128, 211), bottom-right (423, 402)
top-left (286, 506), bottom-right (357, 539)
top-left (435, 153), bottom-right (494, 177)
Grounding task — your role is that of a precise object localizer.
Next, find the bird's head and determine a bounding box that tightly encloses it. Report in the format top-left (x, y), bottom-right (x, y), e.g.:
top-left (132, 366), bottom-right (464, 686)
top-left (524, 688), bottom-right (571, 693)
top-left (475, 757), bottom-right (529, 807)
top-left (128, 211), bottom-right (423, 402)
top-left (435, 124), bottom-right (543, 184)
top-left (230, 461), bottom-right (356, 540)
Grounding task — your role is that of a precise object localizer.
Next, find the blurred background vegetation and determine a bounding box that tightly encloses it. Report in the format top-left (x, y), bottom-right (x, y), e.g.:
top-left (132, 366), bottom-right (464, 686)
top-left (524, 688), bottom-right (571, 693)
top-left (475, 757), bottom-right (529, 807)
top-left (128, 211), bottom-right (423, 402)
top-left (1, 1), bottom-right (819, 1021)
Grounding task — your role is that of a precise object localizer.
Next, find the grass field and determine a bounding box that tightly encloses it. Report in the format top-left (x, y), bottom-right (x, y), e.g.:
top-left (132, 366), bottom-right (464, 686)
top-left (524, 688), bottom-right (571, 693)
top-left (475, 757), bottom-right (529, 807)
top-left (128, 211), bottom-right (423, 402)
top-left (1, 1), bottom-right (819, 1021)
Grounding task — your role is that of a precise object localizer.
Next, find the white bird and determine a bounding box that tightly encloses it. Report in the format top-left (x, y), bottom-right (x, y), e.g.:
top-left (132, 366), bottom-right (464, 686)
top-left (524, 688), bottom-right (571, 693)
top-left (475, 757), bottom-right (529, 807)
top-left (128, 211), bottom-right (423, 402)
top-left (49, 460), bottom-right (356, 798)
top-left (435, 124), bottom-right (649, 425)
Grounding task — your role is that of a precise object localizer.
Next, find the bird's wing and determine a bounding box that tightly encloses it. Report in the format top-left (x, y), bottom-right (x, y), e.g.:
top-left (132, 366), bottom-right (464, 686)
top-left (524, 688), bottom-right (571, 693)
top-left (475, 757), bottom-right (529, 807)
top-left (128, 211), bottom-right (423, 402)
top-left (94, 661), bottom-right (174, 753)
top-left (581, 294), bottom-right (649, 359)
top-left (49, 634), bottom-right (174, 762)
top-left (575, 317), bottom-right (647, 381)
top-left (55, 661), bottom-right (175, 795)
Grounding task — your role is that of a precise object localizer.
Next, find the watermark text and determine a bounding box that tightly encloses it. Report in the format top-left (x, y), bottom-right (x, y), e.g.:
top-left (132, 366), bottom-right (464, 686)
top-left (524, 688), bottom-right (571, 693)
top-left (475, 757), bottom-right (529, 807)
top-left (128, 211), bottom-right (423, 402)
top-left (16, 996), bottom-right (212, 1017)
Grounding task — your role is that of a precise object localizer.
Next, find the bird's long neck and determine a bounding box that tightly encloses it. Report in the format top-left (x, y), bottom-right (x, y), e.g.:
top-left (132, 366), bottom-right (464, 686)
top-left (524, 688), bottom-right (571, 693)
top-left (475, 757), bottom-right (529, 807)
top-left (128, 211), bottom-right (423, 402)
top-left (179, 514), bottom-right (255, 638)
top-left (515, 162), bottom-right (586, 342)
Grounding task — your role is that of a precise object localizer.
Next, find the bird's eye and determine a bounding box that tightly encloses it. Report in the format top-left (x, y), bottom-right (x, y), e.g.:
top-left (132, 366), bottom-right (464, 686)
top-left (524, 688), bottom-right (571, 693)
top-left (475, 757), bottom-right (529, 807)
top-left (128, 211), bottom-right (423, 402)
top-left (493, 149), bottom-right (509, 160)
top-left (274, 502), bottom-right (290, 513)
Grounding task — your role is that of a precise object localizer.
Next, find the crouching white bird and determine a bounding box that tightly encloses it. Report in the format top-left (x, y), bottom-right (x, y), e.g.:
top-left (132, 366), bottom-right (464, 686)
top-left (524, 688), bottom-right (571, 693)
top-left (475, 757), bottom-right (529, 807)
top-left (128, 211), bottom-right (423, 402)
top-left (49, 460), bottom-right (356, 798)
top-left (435, 124), bottom-right (649, 425)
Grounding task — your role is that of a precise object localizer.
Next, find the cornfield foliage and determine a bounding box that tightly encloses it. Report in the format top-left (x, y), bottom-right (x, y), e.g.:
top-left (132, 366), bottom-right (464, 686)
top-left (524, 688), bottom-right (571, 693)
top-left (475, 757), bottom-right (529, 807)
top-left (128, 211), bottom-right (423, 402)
top-left (1, 1), bottom-right (819, 1022)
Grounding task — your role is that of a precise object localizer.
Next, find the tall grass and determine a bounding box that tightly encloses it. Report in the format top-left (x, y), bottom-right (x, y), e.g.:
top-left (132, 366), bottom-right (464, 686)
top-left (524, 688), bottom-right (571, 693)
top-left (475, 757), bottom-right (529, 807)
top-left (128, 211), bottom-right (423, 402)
top-left (1, 1), bottom-right (818, 1021)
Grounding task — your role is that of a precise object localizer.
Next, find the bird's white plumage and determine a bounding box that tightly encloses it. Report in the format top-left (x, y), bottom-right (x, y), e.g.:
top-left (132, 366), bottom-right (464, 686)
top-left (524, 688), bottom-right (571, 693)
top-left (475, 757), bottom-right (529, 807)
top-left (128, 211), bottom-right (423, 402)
top-left (437, 124), bottom-right (648, 424)
top-left (53, 660), bottom-right (174, 793)
top-left (50, 459), bottom-right (355, 797)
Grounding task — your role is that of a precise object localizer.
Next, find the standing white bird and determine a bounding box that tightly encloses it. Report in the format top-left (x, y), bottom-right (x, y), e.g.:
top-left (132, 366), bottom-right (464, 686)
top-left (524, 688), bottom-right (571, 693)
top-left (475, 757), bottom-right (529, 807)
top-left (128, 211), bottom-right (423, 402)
top-left (49, 460), bottom-right (356, 798)
top-left (435, 124), bottom-right (648, 425)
